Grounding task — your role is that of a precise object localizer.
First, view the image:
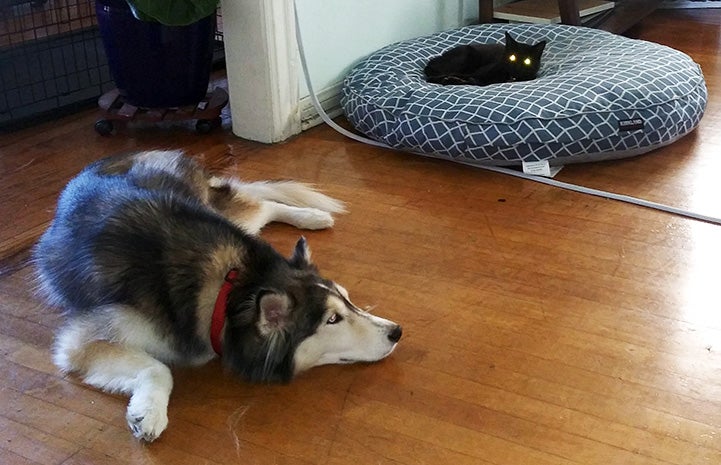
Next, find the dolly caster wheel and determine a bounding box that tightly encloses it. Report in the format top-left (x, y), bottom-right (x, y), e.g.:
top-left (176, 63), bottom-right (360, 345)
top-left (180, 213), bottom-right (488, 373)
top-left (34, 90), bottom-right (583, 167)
top-left (95, 119), bottom-right (114, 136)
top-left (195, 119), bottom-right (213, 134)
top-left (195, 117), bottom-right (221, 134)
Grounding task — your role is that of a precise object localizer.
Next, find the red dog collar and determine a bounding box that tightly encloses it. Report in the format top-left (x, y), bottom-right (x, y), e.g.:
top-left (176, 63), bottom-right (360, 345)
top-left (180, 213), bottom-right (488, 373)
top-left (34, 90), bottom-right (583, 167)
top-left (211, 269), bottom-right (239, 355)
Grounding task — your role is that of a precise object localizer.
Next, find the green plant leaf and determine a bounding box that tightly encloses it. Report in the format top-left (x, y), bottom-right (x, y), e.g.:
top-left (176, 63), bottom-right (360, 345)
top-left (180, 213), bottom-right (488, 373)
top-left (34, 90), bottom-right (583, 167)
top-left (126, 2), bottom-right (156, 22)
top-left (128, 0), bottom-right (219, 26)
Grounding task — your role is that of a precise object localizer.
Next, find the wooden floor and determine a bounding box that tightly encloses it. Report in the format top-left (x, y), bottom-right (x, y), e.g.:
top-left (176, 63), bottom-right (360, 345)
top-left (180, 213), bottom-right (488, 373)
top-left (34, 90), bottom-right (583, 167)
top-left (2, 10), bottom-right (721, 465)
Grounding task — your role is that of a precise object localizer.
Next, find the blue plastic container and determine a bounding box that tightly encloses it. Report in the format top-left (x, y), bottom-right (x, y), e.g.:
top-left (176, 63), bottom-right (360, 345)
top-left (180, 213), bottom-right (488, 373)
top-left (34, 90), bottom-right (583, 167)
top-left (95, 0), bottom-right (215, 108)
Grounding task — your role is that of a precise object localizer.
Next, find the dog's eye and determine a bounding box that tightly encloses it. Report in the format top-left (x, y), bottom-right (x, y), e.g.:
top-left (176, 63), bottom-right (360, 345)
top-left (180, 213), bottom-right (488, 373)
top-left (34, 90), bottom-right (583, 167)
top-left (326, 313), bottom-right (343, 325)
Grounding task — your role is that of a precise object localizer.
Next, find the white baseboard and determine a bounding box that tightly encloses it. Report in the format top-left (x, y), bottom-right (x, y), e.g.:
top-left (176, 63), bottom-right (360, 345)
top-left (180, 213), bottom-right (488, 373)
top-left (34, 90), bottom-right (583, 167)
top-left (299, 82), bottom-right (344, 130)
top-left (659, 0), bottom-right (721, 8)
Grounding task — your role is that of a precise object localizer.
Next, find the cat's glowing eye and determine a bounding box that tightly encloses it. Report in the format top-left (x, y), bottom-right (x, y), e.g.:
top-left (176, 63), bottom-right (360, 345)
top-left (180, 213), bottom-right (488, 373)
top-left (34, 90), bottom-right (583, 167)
top-left (509, 54), bottom-right (516, 62)
top-left (524, 58), bottom-right (532, 66)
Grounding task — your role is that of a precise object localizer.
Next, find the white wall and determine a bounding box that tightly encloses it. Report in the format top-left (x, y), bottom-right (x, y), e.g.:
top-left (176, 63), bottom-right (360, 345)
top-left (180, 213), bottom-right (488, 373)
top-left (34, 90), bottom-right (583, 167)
top-left (295, 0), bottom-right (479, 96)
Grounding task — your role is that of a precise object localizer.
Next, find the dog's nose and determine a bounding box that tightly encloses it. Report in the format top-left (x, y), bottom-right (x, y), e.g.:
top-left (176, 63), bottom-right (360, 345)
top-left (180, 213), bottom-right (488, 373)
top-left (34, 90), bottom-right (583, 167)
top-left (388, 325), bottom-right (402, 343)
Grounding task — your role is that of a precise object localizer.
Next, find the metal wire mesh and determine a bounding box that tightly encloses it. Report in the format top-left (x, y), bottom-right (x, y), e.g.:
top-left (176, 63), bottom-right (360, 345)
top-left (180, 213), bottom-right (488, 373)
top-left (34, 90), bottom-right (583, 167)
top-left (0, 0), bottom-right (113, 129)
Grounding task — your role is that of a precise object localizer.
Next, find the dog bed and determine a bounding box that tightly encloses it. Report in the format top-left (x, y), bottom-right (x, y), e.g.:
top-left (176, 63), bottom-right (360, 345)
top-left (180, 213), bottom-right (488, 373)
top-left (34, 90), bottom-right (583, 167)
top-left (341, 24), bottom-right (707, 165)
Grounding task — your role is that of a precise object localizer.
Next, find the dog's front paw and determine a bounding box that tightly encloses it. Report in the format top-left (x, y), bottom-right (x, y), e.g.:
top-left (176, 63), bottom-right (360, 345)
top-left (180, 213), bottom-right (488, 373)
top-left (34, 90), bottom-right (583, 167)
top-left (126, 398), bottom-right (169, 442)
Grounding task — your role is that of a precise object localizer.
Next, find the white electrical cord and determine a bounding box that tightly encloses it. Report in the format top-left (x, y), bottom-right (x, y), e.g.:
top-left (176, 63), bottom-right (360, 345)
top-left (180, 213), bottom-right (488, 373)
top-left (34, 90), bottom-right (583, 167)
top-left (293, 5), bottom-right (721, 226)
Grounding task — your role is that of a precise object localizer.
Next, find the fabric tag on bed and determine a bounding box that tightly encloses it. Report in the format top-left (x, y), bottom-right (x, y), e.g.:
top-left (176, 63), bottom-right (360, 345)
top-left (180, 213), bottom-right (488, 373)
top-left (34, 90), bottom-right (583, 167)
top-left (618, 118), bottom-right (644, 132)
top-left (522, 161), bottom-right (563, 178)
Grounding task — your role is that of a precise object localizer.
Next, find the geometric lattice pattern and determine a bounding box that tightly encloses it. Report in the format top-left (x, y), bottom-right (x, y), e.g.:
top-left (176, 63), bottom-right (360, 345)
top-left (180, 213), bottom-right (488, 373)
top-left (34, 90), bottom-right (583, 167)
top-left (341, 24), bottom-right (707, 165)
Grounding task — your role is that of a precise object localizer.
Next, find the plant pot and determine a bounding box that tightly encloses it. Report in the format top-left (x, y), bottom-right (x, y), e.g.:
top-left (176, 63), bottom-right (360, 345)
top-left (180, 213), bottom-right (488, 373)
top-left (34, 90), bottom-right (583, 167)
top-left (95, 0), bottom-right (215, 108)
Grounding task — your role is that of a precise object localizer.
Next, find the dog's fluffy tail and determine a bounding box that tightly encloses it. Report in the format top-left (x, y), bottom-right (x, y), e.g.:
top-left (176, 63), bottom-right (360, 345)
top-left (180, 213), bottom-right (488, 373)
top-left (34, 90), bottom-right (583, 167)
top-left (232, 181), bottom-right (346, 213)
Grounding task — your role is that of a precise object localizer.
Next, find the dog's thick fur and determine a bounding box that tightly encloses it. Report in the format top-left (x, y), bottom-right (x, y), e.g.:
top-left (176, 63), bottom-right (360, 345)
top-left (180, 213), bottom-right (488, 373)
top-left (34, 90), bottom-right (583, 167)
top-left (34, 150), bottom-right (402, 441)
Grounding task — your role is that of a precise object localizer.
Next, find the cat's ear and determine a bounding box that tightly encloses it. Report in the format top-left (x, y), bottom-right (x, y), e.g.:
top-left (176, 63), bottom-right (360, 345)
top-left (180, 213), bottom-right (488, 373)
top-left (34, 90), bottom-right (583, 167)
top-left (534, 40), bottom-right (547, 55)
top-left (504, 32), bottom-right (518, 47)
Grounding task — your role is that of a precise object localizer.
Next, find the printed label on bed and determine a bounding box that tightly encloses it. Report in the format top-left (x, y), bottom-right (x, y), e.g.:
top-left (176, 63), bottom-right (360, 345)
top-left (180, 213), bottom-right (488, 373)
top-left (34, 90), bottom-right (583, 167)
top-left (522, 161), bottom-right (563, 178)
top-left (618, 118), bottom-right (644, 132)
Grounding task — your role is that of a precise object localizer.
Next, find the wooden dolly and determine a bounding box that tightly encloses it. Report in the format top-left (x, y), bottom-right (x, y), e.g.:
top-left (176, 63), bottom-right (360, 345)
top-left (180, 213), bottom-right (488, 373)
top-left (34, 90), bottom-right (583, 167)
top-left (95, 87), bottom-right (229, 135)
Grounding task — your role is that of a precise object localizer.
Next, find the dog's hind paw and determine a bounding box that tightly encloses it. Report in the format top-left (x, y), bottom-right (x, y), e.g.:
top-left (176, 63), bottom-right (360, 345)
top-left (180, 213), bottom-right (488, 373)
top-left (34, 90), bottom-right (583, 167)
top-left (126, 402), bottom-right (168, 442)
top-left (294, 208), bottom-right (335, 230)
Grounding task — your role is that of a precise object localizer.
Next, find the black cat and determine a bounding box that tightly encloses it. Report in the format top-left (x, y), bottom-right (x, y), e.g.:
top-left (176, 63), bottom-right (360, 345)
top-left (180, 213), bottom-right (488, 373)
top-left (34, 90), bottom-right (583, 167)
top-left (424, 32), bottom-right (546, 86)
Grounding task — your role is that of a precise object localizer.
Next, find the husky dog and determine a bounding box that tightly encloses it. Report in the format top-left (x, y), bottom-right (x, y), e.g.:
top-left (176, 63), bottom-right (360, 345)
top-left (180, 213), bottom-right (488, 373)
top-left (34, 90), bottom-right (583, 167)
top-left (34, 150), bottom-right (402, 442)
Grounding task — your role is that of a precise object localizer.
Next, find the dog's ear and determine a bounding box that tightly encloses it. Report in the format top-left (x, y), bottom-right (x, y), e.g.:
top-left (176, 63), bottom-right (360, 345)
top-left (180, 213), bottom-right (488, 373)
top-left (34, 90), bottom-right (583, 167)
top-left (289, 236), bottom-right (313, 269)
top-left (257, 290), bottom-right (291, 334)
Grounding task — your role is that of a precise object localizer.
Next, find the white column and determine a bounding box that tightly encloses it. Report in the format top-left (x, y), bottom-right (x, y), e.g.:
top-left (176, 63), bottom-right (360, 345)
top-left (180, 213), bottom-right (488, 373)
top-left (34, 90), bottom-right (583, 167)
top-left (220, 0), bottom-right (301, 143)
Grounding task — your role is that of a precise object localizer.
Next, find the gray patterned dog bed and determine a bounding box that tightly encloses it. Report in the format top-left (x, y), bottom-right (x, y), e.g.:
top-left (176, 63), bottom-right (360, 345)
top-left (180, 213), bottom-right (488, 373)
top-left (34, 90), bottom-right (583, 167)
top-left (341, 24), bottom-right (707, 166)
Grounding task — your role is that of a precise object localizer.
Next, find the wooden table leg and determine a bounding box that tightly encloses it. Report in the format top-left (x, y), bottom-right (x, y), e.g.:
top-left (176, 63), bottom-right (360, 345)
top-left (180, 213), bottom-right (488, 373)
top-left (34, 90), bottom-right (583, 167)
top-left (479, 0), bottom-right (494, 22)
top-left (557, 0), bottom-right (582, 25)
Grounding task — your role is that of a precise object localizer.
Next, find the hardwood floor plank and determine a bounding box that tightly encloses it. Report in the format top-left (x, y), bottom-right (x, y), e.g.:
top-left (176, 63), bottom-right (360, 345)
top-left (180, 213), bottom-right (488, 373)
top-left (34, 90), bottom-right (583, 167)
top-left (0, 449), bottom-right (44, 465)
top-left (327, 420), bottom-right (492, 465)
top-left (58, 448), bottom-right (130, 465)
top-left (0, 416), bottom-right (78, 465)
top-left (360, 364), bottom-right (721, 459)
top-left (343, 397), bottom-right (583, 465)
top-left (0, 387), bottom-right (106, 447)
